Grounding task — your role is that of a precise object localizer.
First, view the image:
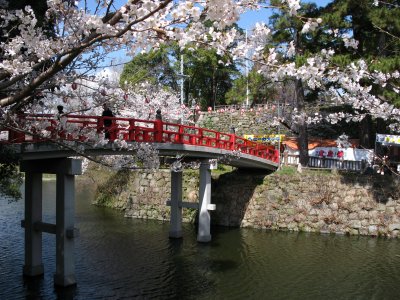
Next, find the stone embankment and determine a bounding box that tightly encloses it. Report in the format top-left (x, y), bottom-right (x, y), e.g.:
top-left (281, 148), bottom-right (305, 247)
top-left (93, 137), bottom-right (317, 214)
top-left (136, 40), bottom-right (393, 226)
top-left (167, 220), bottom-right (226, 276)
top-left (196, 109), bottom-right (278, 137)
top-left (90, 166), bottom-right (400, 238)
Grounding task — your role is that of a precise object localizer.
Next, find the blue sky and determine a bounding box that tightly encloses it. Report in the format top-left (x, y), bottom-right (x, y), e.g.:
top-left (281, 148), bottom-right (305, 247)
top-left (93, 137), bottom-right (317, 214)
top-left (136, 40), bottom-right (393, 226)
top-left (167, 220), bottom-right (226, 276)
top-left (238, 0), bottom-right (333, 29)
top-left (102, 0), bottom-right (335, 67)
top-left (83, 0), bottom-right (333, 31)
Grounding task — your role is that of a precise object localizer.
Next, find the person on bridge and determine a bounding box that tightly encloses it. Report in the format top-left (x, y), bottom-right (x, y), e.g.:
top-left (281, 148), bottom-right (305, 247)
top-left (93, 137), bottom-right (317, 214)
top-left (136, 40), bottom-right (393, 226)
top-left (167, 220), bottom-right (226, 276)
top-left (56, 105), bottom-right (67, 138)
top-left (154, 109), bottom-right (163, 142)
top-left (102, 103), bottom-right (114, 139)
top-left (57, 105), bottom-right (64, 120)
top-left (155, 109), bottom-right (162, 121)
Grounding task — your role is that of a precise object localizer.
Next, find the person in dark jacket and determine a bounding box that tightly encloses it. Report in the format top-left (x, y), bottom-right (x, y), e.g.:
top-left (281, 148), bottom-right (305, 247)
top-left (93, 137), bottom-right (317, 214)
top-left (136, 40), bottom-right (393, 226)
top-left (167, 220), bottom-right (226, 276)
top-left (57, 105), bottom-right (64, 120)
top-left (102, 103), bottom-right (114, 139)
top-left (155, 109), bottom-right (162, 120)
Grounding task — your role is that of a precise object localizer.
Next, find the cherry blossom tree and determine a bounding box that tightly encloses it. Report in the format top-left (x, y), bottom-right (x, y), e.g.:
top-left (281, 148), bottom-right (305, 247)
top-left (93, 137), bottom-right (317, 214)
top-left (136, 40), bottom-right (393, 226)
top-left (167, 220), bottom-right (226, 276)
top-left (0, 0), bottom-right (399, 172)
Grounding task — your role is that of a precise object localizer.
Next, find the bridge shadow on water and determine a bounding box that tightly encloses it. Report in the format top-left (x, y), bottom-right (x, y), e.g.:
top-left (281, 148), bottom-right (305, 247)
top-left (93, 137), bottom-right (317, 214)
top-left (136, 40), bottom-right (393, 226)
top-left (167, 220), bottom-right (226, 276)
top-left (166, 236), bottom-right (240, 299)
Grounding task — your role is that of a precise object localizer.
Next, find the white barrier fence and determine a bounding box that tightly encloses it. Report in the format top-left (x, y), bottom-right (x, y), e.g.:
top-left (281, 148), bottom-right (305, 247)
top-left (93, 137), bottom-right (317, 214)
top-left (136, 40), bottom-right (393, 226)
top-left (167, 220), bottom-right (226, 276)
top-left (283, 154), bottom-right (366, 171)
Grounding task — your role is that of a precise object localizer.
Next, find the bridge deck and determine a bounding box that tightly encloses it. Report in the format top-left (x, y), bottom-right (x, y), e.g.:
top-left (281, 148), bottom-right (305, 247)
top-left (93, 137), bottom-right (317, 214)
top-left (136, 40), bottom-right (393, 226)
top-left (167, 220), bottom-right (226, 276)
top-left (1, 113), bottom-right (279, 170)
top-left (10, 142), bottom-right (278, 170)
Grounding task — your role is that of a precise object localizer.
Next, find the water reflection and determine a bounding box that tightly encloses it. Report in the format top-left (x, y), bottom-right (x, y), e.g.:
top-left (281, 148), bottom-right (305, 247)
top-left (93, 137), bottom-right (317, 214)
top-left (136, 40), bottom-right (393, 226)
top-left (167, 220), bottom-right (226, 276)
top-left (0, 180), bottom-right (400, 299)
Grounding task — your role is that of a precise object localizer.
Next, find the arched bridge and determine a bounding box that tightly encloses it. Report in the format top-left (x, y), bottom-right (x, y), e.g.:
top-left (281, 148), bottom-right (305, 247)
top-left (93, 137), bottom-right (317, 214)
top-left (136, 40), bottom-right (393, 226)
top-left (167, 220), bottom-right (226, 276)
top-left (1, 113), bottom-right (279, 287)
top-left (3, 113), bottom-right (279, 170)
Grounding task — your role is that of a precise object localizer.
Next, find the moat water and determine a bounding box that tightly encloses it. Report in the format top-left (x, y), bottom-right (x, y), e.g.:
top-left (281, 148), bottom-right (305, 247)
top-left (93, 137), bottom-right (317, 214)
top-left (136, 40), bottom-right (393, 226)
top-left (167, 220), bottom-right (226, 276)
top-left (1, 180), bottom-right (400, 299)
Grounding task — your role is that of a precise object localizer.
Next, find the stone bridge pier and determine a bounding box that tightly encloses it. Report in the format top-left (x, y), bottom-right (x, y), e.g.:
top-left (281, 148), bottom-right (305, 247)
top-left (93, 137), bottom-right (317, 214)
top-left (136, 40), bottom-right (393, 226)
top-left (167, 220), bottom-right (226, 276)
top-left (167, 159), bottom-right (217, 242)
top-left (20, 158), bottom-right (82, 287)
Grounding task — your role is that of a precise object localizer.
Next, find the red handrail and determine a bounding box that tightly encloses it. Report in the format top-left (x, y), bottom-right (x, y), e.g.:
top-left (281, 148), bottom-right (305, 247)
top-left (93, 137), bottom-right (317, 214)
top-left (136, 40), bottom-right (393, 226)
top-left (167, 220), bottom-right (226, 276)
top-left (1, 114), bottom-right (280, 163)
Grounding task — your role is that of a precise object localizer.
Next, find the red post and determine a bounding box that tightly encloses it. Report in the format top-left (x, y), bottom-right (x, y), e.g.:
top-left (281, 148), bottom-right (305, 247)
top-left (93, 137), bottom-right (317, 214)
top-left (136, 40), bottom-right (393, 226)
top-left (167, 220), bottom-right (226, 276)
top-left (198, 129), bottom-right (204, 146)
top-left (109, 119), bottom-right (117, 141)
top-left (128, 120), bottom-right (136, 141)
top-left (275, 149), bottom-right (280, 163)
top-left (8, 113), bottom-right (26, 143)
top-left (155, 119), bottom-right (163, 142)
top-left (97, 117), bottom-right (104, 134)
top-left (79, 121), bottom-right (88, 141)
top-left (8, 129), bottom-right (25, 143)
top-left (229, 134), bottom-right (236, 150)
top-left (174, 125), bottom-right (183, 143)
top-left (9, 129), bottom-right (25, 143)
top-left (143, 130), bottom-right (149, 142)
top-left (190, 128), bottom-right (196, 145)
top-left (215, 132), bottom-right (220, 148)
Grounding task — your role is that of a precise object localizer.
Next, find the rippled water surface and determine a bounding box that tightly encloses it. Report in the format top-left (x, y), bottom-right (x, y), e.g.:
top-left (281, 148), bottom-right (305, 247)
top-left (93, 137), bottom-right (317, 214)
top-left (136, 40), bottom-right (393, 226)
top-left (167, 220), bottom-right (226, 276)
top-left (1, 180), bottom-right (400, 299)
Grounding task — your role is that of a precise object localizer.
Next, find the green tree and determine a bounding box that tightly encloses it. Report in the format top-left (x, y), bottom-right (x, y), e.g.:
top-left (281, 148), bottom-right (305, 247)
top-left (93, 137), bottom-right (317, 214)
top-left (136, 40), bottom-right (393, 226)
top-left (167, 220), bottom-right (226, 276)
top-left (225, 70), bottom-right (276, 105)
top-left (182, 47), bottom-right (239, 109)
top-left (0, 140), bottom-right (23, 200)
top-left (120, 44), bottom-right (238, 109)
top-left (319, 0), bottom-right (400, 147)
top-left (120, 44), bottom-right (179, 91)
top-left (268, 1), bottom-right (322, 166)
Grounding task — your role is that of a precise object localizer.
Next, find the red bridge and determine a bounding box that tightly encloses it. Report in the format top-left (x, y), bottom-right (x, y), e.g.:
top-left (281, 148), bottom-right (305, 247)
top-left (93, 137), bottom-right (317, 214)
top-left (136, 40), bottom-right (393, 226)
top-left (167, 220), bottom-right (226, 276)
top-left (3, 113), bottom-right (279, 170)
top-left (1, 113), bottom-right (280, 287)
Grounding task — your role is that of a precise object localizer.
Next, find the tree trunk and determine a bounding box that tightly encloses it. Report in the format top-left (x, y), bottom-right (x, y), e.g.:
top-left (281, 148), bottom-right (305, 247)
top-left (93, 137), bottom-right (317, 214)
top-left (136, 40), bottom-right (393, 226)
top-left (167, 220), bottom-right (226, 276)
top-left (295, 79), bottom-right (309, 166)
top-left (376, 118), bottom-right (387, 135)
top-left (360, 114), bottom-right (373, 148)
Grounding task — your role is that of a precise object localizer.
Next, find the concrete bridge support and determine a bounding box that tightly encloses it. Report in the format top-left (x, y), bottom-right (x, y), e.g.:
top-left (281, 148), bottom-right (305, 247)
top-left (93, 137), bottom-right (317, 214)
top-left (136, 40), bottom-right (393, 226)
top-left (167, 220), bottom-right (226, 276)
top-left (167, 159), bottom-right (217, 242)
top-left (20, 158), bottom-right (82, 287)
top-left (169, 170), bottom-right (183, 238)
top-left (197, 160), bottom-right (214, 243)
top-left (23, 172), bottom-right (44, 276)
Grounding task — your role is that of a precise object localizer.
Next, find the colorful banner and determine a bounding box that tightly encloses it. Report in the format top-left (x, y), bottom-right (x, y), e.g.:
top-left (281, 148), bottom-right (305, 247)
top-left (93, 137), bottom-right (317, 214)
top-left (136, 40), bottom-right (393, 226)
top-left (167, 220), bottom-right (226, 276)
top-left (376, 134), bottom-right (400, 146)
top-left (244, 134), bottom-right (284, 143)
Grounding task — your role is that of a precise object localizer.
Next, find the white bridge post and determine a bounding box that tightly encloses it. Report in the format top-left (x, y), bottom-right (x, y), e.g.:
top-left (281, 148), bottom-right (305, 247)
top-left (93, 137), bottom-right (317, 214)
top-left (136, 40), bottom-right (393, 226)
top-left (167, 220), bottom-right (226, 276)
top-left (169, 170), bottom-right (183, 238)
top-left (197, 160), bottom-right (216, 243)
top-left (20, 158), bottom-right (82, 287)
top-left (23, 172), bottom-right (44, 276)
top-left (54, 172), bottom-right (77, 286)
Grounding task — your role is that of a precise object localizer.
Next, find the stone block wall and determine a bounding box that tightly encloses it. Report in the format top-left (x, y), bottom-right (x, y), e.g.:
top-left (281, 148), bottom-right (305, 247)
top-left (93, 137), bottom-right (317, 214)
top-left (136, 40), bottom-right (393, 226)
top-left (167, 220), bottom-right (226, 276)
top-left (196, 111), bottom-right (278, 137)
top-left (92, 168), bottom-right (200, 223)
top-left (214, 171), bottom-right (400, 238)
top-left (91, 166), bottom-right (400, 238)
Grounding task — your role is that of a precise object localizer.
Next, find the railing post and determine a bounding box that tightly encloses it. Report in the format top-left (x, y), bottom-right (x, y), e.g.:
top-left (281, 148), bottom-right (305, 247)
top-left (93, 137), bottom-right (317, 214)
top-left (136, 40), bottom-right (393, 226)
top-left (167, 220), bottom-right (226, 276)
top-left (215, 132), bottom-right (220, 148)
top-left (8, 113), bottom-right (26, 143)
top-left (198, 129), bottom-right (204, 146)
top-left (97, 117), bottom-right (104, 135)
top-left (229, 134), bottom-right (236, 150)
top-left (109, 119), bottom-right (117, 141)
top-left (190, 128), bottom-right (197, 145)
top-left (155, 119), bottom-right (163, 143)
top-left (174, 125), bottom-right (183, 143)
top-left (8, 128), bottom-right (25, 143)
top-left (128, 120), bottom-right (135, 141)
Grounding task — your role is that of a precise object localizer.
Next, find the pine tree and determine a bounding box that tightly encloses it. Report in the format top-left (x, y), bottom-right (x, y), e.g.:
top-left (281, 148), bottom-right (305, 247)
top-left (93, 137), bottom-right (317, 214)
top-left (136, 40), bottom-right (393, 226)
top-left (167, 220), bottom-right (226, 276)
top-left (319, 0), bottom-right (400, 147)
top-left (268, 1), bottom-right (322, 166)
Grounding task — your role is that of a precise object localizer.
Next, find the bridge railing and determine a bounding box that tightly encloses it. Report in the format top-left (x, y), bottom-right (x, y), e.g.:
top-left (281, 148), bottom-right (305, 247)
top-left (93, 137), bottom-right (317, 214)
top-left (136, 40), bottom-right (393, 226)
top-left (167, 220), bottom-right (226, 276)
top-left (2, 113), bottom-right (279, 164)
